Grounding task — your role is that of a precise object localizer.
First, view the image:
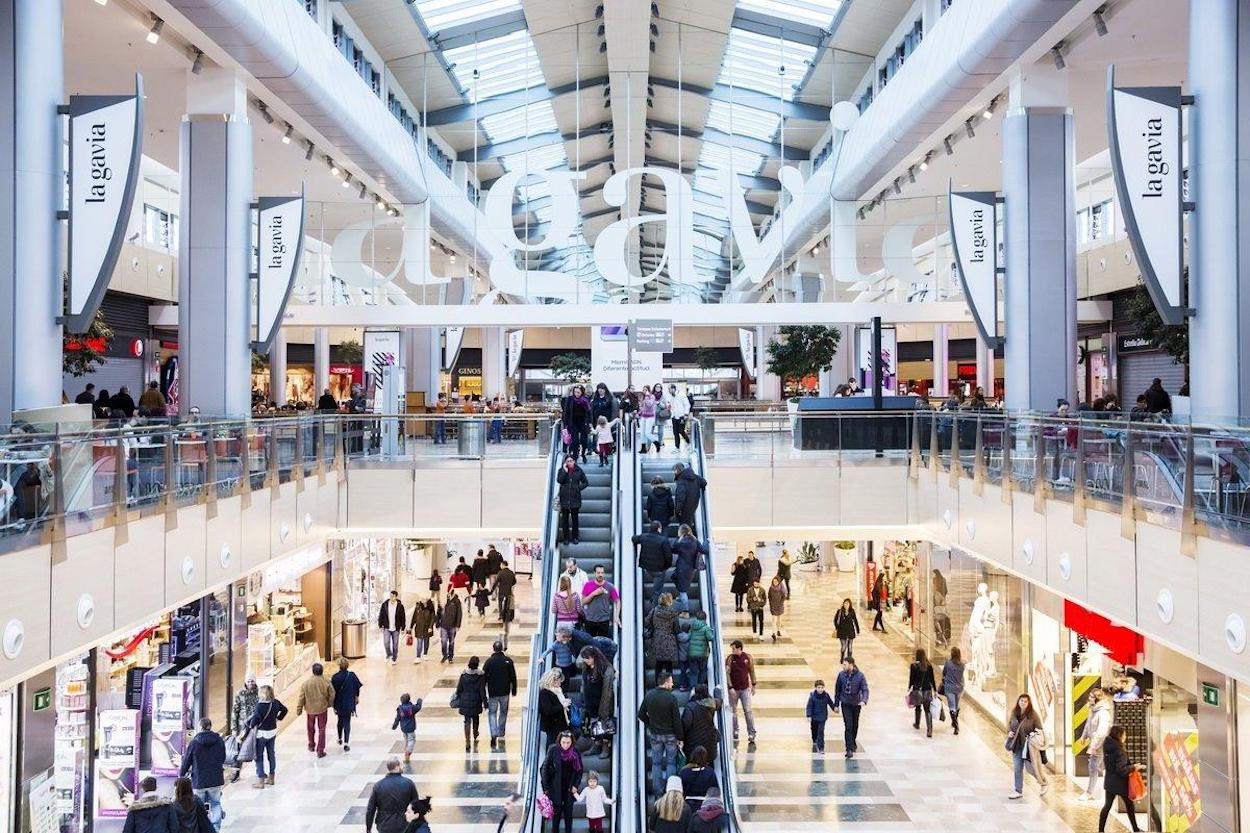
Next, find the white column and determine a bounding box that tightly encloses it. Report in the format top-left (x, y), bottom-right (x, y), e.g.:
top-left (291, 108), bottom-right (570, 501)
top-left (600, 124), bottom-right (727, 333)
top-left (403, 326), bottom-right (440, 400)
top-left (819, 323), bottom-right (855, 395)
top-left (0, 0), bottom-right (63, 421)
top-left (178, 68), bottom-right (252, 416)
top-left (1187, 0), bottom-right (1250, 418)
top-left (268, 328), bottom-right (287, 406)
top-left (480, 327), bottom-right (506, 400)
top-left (932, 324), bottom-right (950, 397)
top-left (756, 325), bottom-right (782, 401)
top-left (314, 328), bottom-right (330, 395)
top-left (1002, 65), bottom-right (1077, 411)
top-left (976, 335), bottom-right (995, 395)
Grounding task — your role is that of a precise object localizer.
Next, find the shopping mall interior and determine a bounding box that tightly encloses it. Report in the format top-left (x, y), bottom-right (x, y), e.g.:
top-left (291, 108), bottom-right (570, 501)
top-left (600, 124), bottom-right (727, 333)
top-left (0, 0), bottom-right (1247, 831)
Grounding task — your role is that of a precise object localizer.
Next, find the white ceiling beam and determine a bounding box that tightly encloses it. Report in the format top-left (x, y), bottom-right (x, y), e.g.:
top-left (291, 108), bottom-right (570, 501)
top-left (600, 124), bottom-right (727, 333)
top-left (603, 0), bottom-right (651, 251)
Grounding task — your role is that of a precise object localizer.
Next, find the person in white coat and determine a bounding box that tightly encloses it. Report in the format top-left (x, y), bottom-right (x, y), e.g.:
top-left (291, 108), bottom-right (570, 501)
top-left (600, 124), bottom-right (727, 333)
top-left (667, 384), bottom-right (692, 451)
top-left (1080, 687), bottom-right (1114, 800)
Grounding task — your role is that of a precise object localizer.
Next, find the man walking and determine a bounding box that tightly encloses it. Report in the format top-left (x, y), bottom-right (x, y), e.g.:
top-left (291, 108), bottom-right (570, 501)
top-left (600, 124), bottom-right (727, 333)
top-left (580, 565), bottom-right (621, 638)
top-left (439, 589), bottom-right (463, 663)
top-left (493, 559), bottom-right (518, 623)
top-left (725, 640), bottom-right (758, 744)
top-left (832, 656), bottom-right (869, 758)
top-left (632, 520), bottom-right (672, 605)
top-left (483, 640), bottom-right (517, 750)
top-left (121, 776), bottom-right (176, 833)
top-left (297, 662), bottom-right (335, 758)
top-left (637, 673), bottom-right (684, 796)
top-left (672, 462), bottom-right (707, 526)
top-left (377, 590), bottom-right (406, 665)
top-left (179, 717), bottom-right (226, 830)
top-left (365, 757), bottom-right (422, 833)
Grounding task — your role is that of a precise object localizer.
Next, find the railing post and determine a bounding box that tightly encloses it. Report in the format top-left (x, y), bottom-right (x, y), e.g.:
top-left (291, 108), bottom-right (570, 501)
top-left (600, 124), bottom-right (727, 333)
top-left (1033, 418), bottom-right (1047, 514)
top-left (949, 414), bottom-right (961, 488)
top-left (47, 425), bottom-right (67, 561)
top-left (929, 410), bottom-right (940, 478)
top-left (163, 426), bottom-right (178, 530)
top-left (334, 417), bottom-right (346, 479)
top-left (204, 426), bottom-right (219, 518)
top-left (909, 412), bottom-right (922, 480)
top-left (112, 429), bottom-right (128, 530)
top-left (1072, 420), bottom-right (1087, 524)
top-left (237, 425), bottom-right (253, 506)
top-left (1120, 424), bottom-right (1136, 540)
top-left (1001, 416), bottom-right (1013, 504)
top-left (972, 414), bottom-right (985, 495)
top-left (266, 425), bottom-right (279, 491)
top-left (1180, 428), bottom-right (1197, 556)
top-left (292, 417), bottom-right (305, 493)
top-left (315, 418), bottom-right (326, 485)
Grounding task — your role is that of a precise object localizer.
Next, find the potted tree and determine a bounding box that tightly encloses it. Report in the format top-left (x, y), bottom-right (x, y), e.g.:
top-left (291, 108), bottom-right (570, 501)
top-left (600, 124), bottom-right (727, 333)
top-left (764, 325), bottom-right (841, 424)
top-left (833, 540), bottom-right (858, 573)
top-left (550, 352), bottom-right (591, 385)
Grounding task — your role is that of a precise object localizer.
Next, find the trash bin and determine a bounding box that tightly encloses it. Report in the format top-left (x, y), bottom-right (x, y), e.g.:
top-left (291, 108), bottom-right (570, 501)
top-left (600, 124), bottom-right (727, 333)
top-left (537, 416), bottom-right (554, 456)
top-left (458, 418), bottom-right (486, 458)
top-left (701, 416), bottom-right (715, 456)
top-left (341, 619), bottom-right (367, 660)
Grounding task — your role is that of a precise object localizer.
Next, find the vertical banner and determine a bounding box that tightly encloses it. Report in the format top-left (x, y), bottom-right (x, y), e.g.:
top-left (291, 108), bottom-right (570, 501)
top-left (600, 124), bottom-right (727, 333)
top-left (444, 326), bottom-right (465, 370)
top-left (738, 327), bottom-right (756, 378)
top-left (1106, 67), bottom-right (1185, 324)
top-left (149, 677), bottom-right (190, 776)
top-left (64, 74), bottom-right (145, 333)
top-left (95, 709), bottom-right (139, 818)
top-left (856, 325), bottom-right (897, 395)
top-left (254, 191), bottom-right (306, 352)
top-left (947, 182), bottom-right (1001, 347)
top-left (507, 329), bottom-right (525, 378)
top-left (363, 330), bottom-right (400, 413)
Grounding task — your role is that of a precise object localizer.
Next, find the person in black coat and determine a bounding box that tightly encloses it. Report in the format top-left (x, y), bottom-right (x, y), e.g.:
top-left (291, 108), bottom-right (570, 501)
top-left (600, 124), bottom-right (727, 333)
top-left (672, 463), bottom-right (707, 526)
top-left (482, 641), bottom-right (517, 747)
top-left (729, 555), bottom-right (750, 611)
top-left (330, 657), bottom-right (364, 750)
top-left (561, 385), bottom-right (592, 461)
top-left (541, 732), bottom-right (583, 833)
top-left (633, 520), bottom-right (673, 603)
top-left (645, 476), bottom-right (676, 530)
top-left (670, 525), bottom-right (707, 611)
top-left (470, 550), bottom-right (490, 587)
top-left (589, 383), bottom-right (618, 424)
top-left (365, 758), bottom-right (422, 833)
top-left (556, 455), bottom-right (588, 544)
top-left (1099, 726), bottom-right (1142, 832)
top-left (171, 778), bottom-right (215, 833)
top-left (453, 656), bottom-right (489, 751)
top-left (1143, 378), bottom-right (1172, 414)
top-left (317, 389), bottom-right (338, 412)
top-left (94, 389), bottom-right (113, 419)
top-left (110, 386), bottom-right (137, 418)
top-left (178, 718), bottom-right (225, 824)
top-left (681, 686), bottom-right (722, 766)
top-left (833, 598), bottom-right (860, 662)
top-left (908, 649), bottom-right (937, 737)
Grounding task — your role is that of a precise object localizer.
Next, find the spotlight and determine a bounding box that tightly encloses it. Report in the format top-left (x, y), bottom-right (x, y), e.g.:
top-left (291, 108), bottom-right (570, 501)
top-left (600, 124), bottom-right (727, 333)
top-left (191, 49), bottom-right (204, 75)
top-left (449, 252), bottom-right (457, 263)
top-left (146, 16), bottom-right (163, 44)
top-left (908, 166), bottom-right (916, 184)
top-left (304, 140), bottom-right (314, 161)
top-left (943, 136), bottom-right (954, 155)
top-left (94, 0), bottom-right (107, 5)
top-left (341, 172), bottom-right (352, 188)
top-left (982, 105), bottom-right (993, 120)
top-left (892, 179), bottom-right (902, 195)
top-left (650, 22), bottom-right (659, 36)
top-left (328, 159), bottom-right (340, 178)
top-left (600, 41), bottom-right (608, 53)
top-left (388, 207), bottom-right (398, 217)
top-left (1051, 44), bottom-right (1066, 70)
top-left (964, 119), bottom-right (976, 139)
top-left (376, 196), bottom-right (386, 210)
top-left (282, 125), bottom-right (292, 144)
top-left (812, 244), bottom-right (821, 255)
top-left (358, 182), bottom-right (367, 199)
top-left (259, 104), bottom-right (274, 125)
top-left (919, 153), bottom-right (930, 172)
top-left (1093, 6), bottom-right (1108, 36)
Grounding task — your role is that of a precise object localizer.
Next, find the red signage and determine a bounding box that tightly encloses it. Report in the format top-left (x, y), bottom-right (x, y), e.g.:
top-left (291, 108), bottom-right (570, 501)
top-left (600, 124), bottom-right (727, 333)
top-left (129, 338), bottom-right (144, 358)
top-left (1064, 600), bottom-right (1144, 665)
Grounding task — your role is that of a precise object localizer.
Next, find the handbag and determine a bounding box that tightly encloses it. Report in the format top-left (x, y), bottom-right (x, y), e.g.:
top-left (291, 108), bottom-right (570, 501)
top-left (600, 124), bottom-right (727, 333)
top-left (561, 427), bottom-right (572, 446)
top-left (1127, 769), bottom-right (1146, 802)
top-left (536, 793), bottom-right (555, 820)
top-left (569, 702), bottom-right (583, 728)
top-left (405, 632), bottom-right (414, 646)
top-left (906, 689), bottom-right (918, 709)
top-left (234, 728), bottom-right (256, 764)
top-left (590, 717), bottom-right (618, 738)
top-left (449, 692), bottom-right (461, 710)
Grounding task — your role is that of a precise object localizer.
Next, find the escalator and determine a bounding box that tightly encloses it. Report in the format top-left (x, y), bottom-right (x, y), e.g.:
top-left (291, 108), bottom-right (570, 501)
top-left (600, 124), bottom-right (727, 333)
top-left (629, 421), bottom-right (740, 830)
top-left (514, 428), bottom-right (624, 832)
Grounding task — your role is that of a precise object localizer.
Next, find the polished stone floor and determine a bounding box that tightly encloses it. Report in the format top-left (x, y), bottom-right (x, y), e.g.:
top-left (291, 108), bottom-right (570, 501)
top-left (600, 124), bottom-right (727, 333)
top-left (715, 561), bottom-right (1121, 832)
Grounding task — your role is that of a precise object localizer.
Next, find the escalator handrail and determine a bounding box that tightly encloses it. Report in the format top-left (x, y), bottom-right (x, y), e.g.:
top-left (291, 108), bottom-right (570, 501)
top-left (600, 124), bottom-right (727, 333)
top-left (608, 417), bottom-right (631, 833)
top-left (627, 418), bottom-right (651, 830)
top-left (691, 419), bottom-right (743, 831)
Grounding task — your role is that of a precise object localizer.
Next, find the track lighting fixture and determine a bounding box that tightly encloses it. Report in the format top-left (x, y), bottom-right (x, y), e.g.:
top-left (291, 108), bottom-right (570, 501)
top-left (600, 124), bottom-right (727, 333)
top-left (358, 182), bottom-right (367, 199)
top-left (600, 41), bottom-right (608, 53)
top-left (146, 17), bottom-right (163, 44)
top-left (94, 0), bottom-right (107, 5)
top-left (304, 140), bottom-right (314, 161)
top-left (944, 136), bottom-right (954, 156)
top-left (449, 252), bottom-right (457, 264)
top-left (190, 49), bottom-right (204, 75)
top-left (1051, 44), bottom-right (1066, 70)
top-left (282, 125), bottom-right (292, 144)
top-left (259, 104), bottom-right (274, 125)
top-left (982, 103), bottom-right (994, 120)
top-left (893, 179), bottom-right (902, 195)
top-left (908, 166), bottom-right (916, 184)
top-left (376, 196), bottom-right (386, 210)
top-left (650, 22), bottom-right (659, 36)
top-left (328, 159), bottom-right (340, 178)
top-left (919, 152), bottom-right (931, 171)
top-left (1093, 6), bottom-right (1108, 36)
top-left (964, 119), bottom-right (976, 139)
top-left (341, 172), bottom-right (352, 188)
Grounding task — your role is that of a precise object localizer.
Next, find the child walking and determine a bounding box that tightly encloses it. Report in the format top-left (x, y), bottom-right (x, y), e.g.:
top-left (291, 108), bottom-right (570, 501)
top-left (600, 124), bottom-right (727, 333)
top-left (473, 581), bottom-right (491, 618)
top-left (805, 679), bottom-right (837, 753)
top-left (592, 416), bottom-right (620, 467)
top-left (391, 692), bottom-right (423, 763)
top-left (574, 770), bottom-right (614, 832)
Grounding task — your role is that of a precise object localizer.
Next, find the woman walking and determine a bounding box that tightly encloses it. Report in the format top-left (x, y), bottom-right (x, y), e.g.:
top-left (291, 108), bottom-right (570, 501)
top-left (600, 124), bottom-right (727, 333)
top-left (729, 555), bottom-right (749, 612)
top-left (646, 593), bottom-right (681, 682)
top-left (1098, 725), bottom-right (1142, 832)
top-left (410, 596), bottom-right (436, 663)
top-left (638, 388), bottom-right (658, 454)
top-left (453, 656), bottom-right (488, 752)
top-left (745, 579), bottom-right (767, 640)
top-left (833, 598), bottom-right (860, 662)
top-left (541, 731), bottom-right (583, 833)
top-left (245, 686), bottom-right (288, 788)
top-left (940, 647), bottom-right (965, 735)
top-left (556, 455), bottom-right (588, 545)
top-left (908, 649), bottom-right (937, 737)
top-left (652, 383), bottom-right (671, 452)
top-left (776, 549), bottom-right (793, 597)
top-left (330, 657), bottom-right (363, 751)
top-left (871, 572), bottom-right (888, 632)
top-left (766, 576), bottom-right (786, 642)
top-left (1007, 693), bottom-right (1048, 799)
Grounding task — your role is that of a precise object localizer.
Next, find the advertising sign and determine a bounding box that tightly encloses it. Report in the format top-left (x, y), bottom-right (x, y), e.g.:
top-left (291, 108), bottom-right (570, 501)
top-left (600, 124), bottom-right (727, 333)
top-left (948, 183), bottom-right (1001, 347)
top-left (855, 325), bottom-right (897, 395)
top-left (591, 325), bottom-right (662, 392)
top-left (149, 677), bottom-right (190, 776)
top-left (507, 329), bottom-right (525, 377)
top-left (1107, 66), bottom-right (1185, 325)
top-left (363, 330), bottom-right (400, 413)
top-left (254, 191), bottom-right (306, 352)
top-left (444, 326), bottom-right (465, 370)
top-left (738, 328), bottom-right (756, 378)
top-left (64, 75), bottom-right (145, 333)
top-left (1153, 731), bottom-right (1202, 832)
top-left (96, 709), bottom-right (139, 818)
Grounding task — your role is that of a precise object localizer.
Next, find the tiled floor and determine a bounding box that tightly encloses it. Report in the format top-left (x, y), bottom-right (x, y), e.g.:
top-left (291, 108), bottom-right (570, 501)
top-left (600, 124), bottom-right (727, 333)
top-left (216, 580), bottom-right (538, 833)
top-left (715, 564), bottom-right (1121, 832)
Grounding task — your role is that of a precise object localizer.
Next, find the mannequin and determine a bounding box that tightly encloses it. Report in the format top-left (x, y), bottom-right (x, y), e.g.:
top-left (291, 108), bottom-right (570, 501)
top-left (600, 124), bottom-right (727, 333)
top-left (966, 583), bottom-right (1001, 685)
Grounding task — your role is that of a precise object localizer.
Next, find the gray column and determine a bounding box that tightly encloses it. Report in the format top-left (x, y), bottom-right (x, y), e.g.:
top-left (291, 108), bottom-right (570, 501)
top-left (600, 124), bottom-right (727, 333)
top-left (178, 69), bottom-right (252, 417)
top-left (403, 326), bottom-right (440, 401)
top-left (1002, 107), bottom-right (1077, 411)
top-left (932, 324), bottom-right (950, 397)
top-left (756, 325), bottom-right (782, 401)
top-left (268, 328), bottom-right (287, 406)
top-left (976, 335), bottom-right (995, 395)
top-left (313, 327), bottom-right (330, 395)
top-left (0, 0), bottom-right (63, 422)
top-left (480, 327), bottom-right (506, 400)
top-left (1187, 0), bottom-right (1250, 418)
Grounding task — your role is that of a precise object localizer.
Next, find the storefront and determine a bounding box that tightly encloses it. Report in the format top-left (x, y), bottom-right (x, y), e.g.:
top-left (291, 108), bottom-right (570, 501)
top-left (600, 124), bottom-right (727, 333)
top-left (0, 686), bottom-right (13, 833)
top-left (242, 545), bottom-right (332, 701)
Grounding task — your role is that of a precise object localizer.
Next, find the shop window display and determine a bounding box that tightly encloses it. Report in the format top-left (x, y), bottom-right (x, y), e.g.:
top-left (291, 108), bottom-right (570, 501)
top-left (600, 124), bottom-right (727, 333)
top-left (0, 687), bottom-right (12, 833)
top-left (54, 655), bottom-right (91, 832)
top-left (244, 547), bottom-right (329, 697)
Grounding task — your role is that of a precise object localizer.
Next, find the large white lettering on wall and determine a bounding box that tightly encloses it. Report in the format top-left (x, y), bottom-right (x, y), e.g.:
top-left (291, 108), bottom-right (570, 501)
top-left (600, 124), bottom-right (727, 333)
top-left (1106, 66), bottom-right (1186, 325)
top-left (948, 183), bottom-right (1001, 347)
top-left (64, 74), bottom-right (144, 332)
top-left (254, 192), bottom-right (306, 351)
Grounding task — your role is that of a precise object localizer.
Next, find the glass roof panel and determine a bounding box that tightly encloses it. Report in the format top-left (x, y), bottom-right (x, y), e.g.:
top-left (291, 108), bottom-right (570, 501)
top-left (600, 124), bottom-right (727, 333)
top-left (704, 100), bottom-right (781, 141)
top-left (500, 143), bottom-right (567, 173)
top-left (736, 0), bottom-right (843, 28)
top-left (720, 28), bottom-right (815, 101)
top-left (412, 0), bottom-right (523, 35)
top-left (443, 30), bottom-right (543, 100)
top-left (479, 101), bottom-right (559, 143)
top-left (698, 141), bottom-right (766, 175)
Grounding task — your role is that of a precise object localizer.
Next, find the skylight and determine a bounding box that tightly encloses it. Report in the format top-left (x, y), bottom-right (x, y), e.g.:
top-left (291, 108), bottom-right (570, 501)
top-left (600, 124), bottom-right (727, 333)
top-left (480, 101), bottom-right (559, 143)
top-left (501, 143), bottom-right (567, 173)
top-left (443, 29), bottom-right (543, 101)
top-left (737, 0), bottom-right (843, 28)
top-left (705, 100), bottom-right (781, 141)
top-left (412, 0), bottom-right (523, 35)
top-left (720, 28), bottom-right (816, 101)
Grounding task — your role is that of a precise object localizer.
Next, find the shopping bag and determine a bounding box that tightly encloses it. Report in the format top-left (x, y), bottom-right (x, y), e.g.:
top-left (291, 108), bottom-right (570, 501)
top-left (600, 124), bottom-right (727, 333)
top-left (1127, 769), bottom-right (1146, 802)
top-left (590, 717), bottom-right (618, 738)
top-left (235, 728), bottom-right (257, 763)
top-left (449, 693), bottom-right (460, 710)
top-left (905, 690), bottom-right (918, 709)
top-left (569, 702), bottom-right (583, 728)
top-left (561, 427), bottom-right (572, 446)
top-left (933, 697), bottom-right (946, 723)
top-left (405, 632), bottom-right (414, 646)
